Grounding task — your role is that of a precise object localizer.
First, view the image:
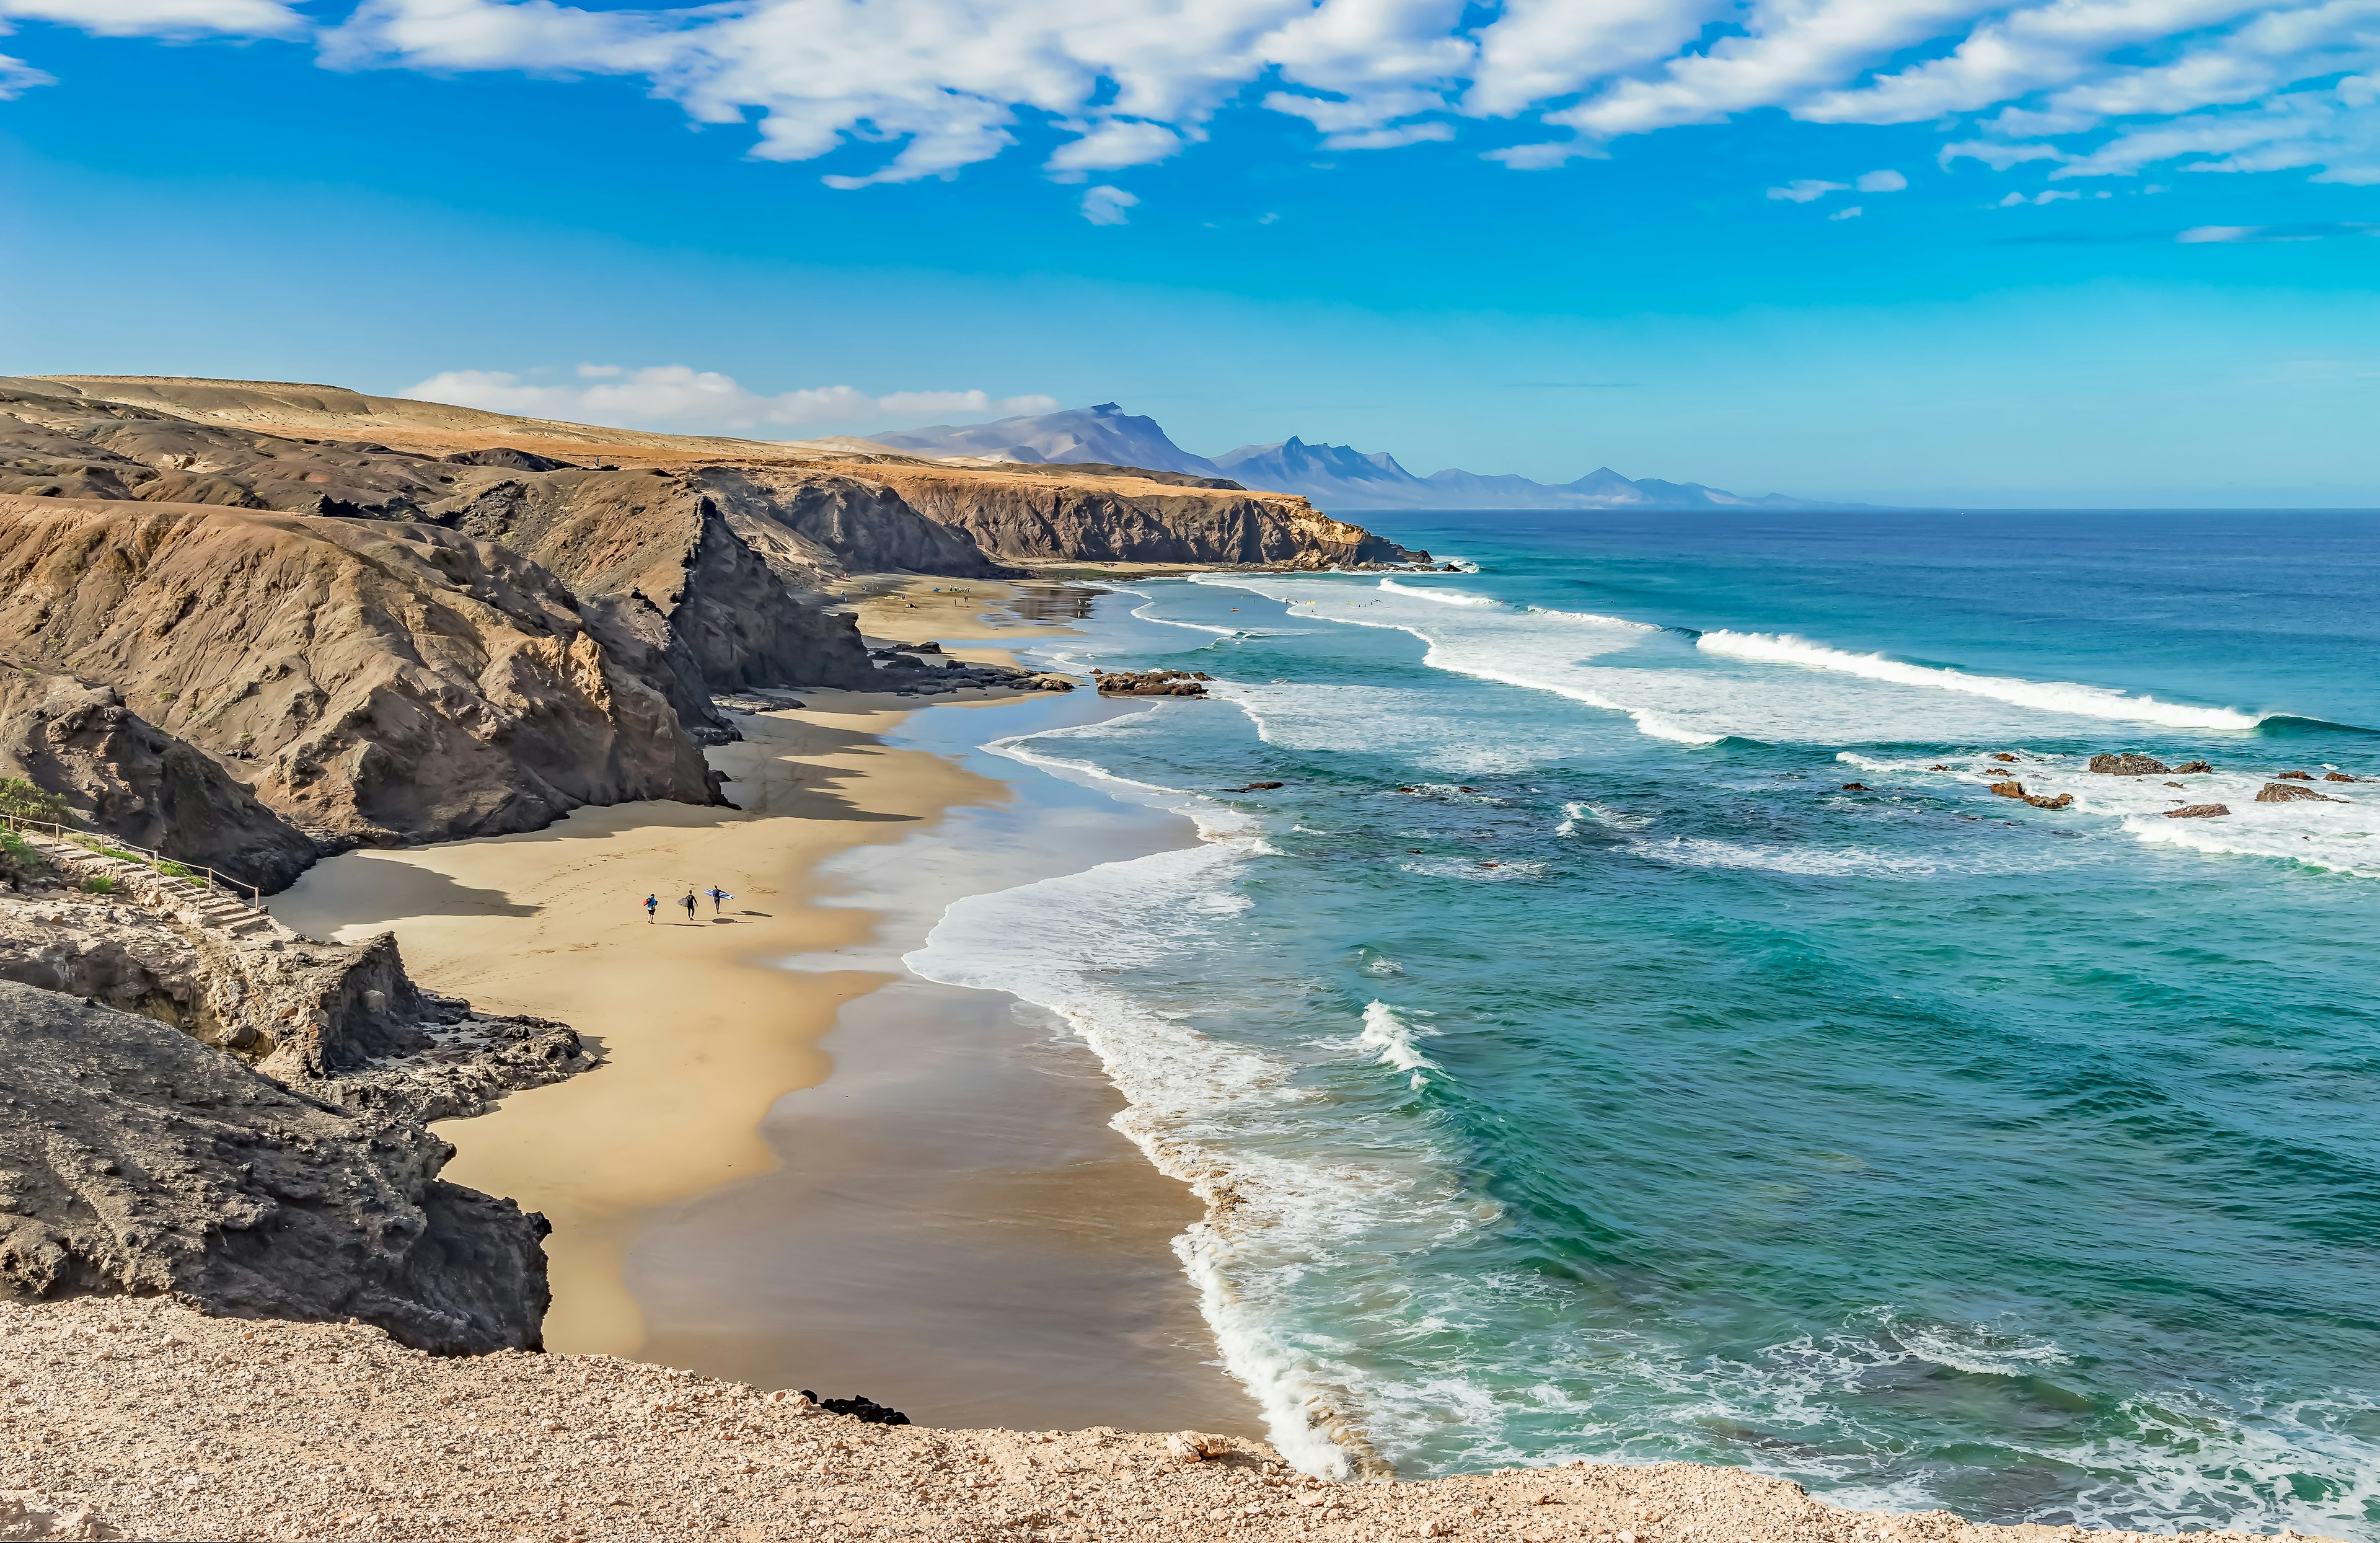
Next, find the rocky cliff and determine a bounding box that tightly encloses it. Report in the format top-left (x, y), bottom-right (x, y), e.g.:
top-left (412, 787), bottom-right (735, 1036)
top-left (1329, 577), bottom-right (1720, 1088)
top-left (0, 496), bottom-right (719, 846)
top-left (0, 841), bottom-right (597, 1352)
top-left (0, 663), bottom-right (317, 892)
top-left (860, 461), bottom-right (1413, 567)
top-left (0, 980), bottom-right (557, 1355)
top-left (446, 467), bottom-right (884, 694)
top-left (16, 375), bottom-right (1421, 573)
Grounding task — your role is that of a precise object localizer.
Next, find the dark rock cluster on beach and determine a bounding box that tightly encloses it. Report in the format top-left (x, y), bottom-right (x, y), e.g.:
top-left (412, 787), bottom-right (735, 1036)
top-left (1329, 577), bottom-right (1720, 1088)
top-left (1093, 668), bottom-right (1211, 697)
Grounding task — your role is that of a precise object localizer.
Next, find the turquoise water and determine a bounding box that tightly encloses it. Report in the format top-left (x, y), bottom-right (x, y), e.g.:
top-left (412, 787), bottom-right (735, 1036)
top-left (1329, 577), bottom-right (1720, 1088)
top-left (902, 511), bottom-right (2380, 1536)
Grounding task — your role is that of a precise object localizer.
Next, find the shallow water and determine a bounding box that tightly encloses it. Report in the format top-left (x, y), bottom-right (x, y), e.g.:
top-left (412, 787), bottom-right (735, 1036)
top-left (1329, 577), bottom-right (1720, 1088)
top-left (903, 511), bottom-right (2380, 1536)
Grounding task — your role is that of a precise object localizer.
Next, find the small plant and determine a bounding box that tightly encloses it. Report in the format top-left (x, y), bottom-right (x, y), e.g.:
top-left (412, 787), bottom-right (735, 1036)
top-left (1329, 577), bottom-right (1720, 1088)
top-left (154, 860), bottom-right (195, 880)
top-left (81, 875), bottom-right (116, 896)
top-left (0, 776), bottom-right (72, 828)
top-left (0, 830), bottom-right (51, 891)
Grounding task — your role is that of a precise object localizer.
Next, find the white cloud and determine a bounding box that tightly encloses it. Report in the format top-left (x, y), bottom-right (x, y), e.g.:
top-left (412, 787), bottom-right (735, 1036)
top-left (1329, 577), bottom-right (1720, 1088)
top-left (12, 0), bottom-right (2380, 192)
top-left (0, 0), bottom-right (304, 35)
top-left (0, 50), bottom-right (53, 96)
top-left (1079, 184), bottom-right (1139, 224)
top-left (402, 365), bottom-right (1059, 434)
top-left (1856, 167), bottom-right (1909, 190)
top-left (1996, 187), bottom-right (2082, 201)
top-left (1830, 203), bottom-right (1865, 218)
top-left (1769, 178), bottom-right (1849, 201)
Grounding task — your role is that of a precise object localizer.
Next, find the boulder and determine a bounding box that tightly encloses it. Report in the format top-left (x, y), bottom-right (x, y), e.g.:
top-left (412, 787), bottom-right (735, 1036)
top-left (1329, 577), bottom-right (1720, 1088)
top-left (2276, 769), bottom-right (2313, 780)
top-left (2089, 753), bottom-right (2170, 776)
top-left (2325, 771), bottom-right (2361, 782)
top-left (2256, 782), bottom-right (2340, 803)
top-left (2164, 804), bottom-right (2231, 818)
top-left (1989, 780), bottom-right (2025, 799)
top-left (2171, 761), bottom-right (2212, 774)
top-left (1990, 753), bottom-right (2019, 763)
top-left (800, 1392), bottom-right (910, 1426)
top-left (2025, 792), bottom-right (2074, 810)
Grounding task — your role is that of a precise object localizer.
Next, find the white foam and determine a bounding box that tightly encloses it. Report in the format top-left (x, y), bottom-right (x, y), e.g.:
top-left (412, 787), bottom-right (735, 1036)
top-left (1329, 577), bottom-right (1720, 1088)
top-left (1378, 577), bottom-right (1502, 607)
top-left (1836, 750), bottom-right (2380, 880)
top-left (1698, 630), bottom-right (2269, 732)
top-left (1357, 1000), bottom-right (1437, 1075)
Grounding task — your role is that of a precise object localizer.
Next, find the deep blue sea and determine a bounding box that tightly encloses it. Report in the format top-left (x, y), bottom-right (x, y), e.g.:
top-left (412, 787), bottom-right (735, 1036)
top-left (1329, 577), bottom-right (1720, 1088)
top-left (904, 510), bottom-right (2380, 1536)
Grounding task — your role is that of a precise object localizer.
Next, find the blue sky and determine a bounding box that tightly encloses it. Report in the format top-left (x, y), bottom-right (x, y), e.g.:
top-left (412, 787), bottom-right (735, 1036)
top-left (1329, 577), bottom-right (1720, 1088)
top-left (1, 0), bottom-right (2376, 505)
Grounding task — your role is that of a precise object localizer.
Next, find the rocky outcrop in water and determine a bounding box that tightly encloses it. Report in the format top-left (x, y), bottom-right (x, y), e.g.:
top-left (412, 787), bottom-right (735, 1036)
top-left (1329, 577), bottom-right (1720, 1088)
top-left (2089, 753), bottom-right (2169, 776)
top-left (0, 496), bottom-right (718, 846)
top-left (0, 663), bottom-right (315, 893)
top-left (1096, 669), bottom-right (1210, 697)
top-left (2165, 803), bottom-right (2231, 818)
top-left (2255, 782), bottom-right (2340, 803)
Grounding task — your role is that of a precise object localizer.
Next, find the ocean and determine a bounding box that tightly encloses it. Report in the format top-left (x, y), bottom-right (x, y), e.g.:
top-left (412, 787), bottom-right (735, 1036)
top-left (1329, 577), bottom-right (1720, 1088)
top-left (899, 510), bottom-right (2380, 1537)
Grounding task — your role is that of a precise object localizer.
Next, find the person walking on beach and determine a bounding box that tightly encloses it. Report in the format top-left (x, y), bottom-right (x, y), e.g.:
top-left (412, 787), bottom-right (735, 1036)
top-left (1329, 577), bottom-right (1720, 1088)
top-left (681, 890), bottom-right (699, 922)
top-left (707, 884), bottom-right (731, 914)
top-left (643, 893), bottom-right (658, 924)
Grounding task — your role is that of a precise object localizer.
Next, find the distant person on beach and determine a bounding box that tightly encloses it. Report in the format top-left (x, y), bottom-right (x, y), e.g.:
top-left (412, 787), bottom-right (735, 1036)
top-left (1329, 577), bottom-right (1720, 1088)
top-left (643, 893), bottom-right (658, 923)
top-left (707, 885), bottom-right (731, 913)
top-left (681, 890), bottom-right (699, 921)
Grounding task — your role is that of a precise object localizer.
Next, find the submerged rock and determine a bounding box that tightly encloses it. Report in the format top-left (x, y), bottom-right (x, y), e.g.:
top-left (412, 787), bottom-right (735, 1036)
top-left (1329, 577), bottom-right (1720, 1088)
top-left (2165, 803), bottom-right (2231, 818)
top-left (2090, 753), bottom-right (2170, 776)
top-left (2325, 771), bottom-right (2361, 782)
top-left (2275, 769), bottom-right (2314, 780)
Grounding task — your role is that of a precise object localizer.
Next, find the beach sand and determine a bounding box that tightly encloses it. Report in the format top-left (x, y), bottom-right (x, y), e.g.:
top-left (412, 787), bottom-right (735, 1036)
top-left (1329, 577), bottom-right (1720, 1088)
top-left (273, 587), bottom-right (1258, 1436)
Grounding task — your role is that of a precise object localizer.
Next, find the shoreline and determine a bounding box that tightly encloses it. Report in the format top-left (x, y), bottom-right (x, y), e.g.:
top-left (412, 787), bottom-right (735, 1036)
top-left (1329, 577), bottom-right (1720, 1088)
top-left (274, 578), bottom-right (1262, 1435)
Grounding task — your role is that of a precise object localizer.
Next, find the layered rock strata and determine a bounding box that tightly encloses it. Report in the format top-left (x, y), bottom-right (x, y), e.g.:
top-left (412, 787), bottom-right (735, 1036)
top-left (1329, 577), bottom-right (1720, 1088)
top-left (0, 496), bottom-right (718, 845)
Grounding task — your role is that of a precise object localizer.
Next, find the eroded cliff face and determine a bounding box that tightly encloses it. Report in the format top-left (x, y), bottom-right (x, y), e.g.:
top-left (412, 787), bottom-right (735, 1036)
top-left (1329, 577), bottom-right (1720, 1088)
top-left (0, 663), bottom-right (317, 892)
top-left (448, 468), bottom-right (884, 693)
top-left (826, 462), bottom-right (1414, 567)
top-left (0, 497), bottom-right (719, 846)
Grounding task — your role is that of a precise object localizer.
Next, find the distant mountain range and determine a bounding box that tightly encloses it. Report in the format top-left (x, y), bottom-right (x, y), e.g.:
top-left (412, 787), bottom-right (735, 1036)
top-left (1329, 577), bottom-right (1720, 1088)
top-left (873, 403), bottom-right (1874, 512)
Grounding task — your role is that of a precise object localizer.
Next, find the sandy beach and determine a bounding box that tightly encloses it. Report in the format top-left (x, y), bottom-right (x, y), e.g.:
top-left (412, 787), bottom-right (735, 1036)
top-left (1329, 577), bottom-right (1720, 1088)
top-left (273, 580), bottom-right (1259, 1435)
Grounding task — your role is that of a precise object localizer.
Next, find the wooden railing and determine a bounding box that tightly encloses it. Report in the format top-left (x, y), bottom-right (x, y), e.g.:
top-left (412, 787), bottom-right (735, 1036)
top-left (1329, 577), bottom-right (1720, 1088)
top-left (0, 813), bottom-right (264, 906)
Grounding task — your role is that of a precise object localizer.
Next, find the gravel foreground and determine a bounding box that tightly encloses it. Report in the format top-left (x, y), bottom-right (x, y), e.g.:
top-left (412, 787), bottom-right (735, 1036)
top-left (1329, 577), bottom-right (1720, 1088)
top-left (0, 1298), bottom-right (2310, 1543)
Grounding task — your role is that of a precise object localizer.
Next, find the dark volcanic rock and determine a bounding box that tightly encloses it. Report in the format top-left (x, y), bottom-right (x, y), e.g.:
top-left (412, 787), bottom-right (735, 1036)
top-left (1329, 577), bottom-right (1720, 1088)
top-left (0, 980), bottom-right (551, 1353)
top-left (801, 1392), bottom-right (911, 1426)
top-left (0, 663), bottom-right (315, 893)
top-left (443, 446), bottom-right (574, 472)
top-left (2165, 803), bottom-right (2231, 818)
top-left (2089, 753), bottom-right (2171, 776)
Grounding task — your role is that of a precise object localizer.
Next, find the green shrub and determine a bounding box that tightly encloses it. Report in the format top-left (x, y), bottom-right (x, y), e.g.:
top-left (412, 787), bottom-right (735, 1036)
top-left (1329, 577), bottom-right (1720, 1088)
top-left (154, 860), bottom-right (195, 880)
top-left (81, 875), bottom-right (116, 896)
top-left (0, 777), bottom-right (71, 828)
top-left (0, 830), bottom-right (51, 891)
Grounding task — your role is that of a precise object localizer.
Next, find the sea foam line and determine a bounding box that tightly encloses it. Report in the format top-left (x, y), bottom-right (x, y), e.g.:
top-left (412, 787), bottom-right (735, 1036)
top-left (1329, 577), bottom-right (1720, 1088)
top-left (1697, 630), bottom-right (2268, 731)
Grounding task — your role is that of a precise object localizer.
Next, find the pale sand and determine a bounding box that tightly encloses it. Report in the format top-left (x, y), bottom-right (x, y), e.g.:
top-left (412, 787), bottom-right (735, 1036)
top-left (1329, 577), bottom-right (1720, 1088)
top-left (274, 700), bottom-right (1004, 1357)
top-left (11, 1296), bottom-right (2320, 1543)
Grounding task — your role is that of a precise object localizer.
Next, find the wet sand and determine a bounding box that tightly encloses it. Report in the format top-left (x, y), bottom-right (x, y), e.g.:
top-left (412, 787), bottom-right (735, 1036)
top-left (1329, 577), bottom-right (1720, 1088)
top-left (271, 598), bottom-right (1259, 1435)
